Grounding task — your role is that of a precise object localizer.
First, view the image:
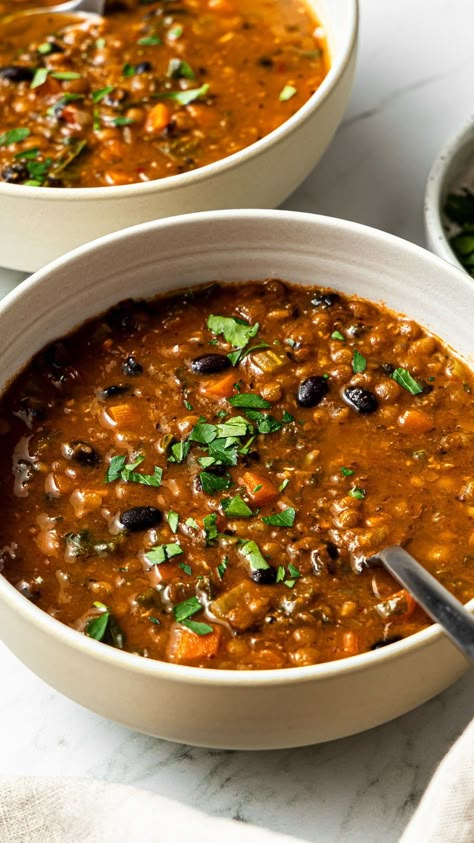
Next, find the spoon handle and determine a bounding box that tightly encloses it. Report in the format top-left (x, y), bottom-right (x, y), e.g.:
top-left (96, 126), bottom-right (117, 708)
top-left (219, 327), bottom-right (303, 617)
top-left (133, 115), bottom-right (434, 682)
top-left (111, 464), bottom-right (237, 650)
top-left (372, 546), bottom-right (474, 665)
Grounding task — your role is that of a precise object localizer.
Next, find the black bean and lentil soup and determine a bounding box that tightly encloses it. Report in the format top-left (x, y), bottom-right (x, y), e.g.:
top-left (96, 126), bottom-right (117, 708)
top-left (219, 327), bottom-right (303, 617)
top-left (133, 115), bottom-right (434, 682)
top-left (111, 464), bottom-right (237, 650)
top-left (0, 0), bottom-right (328, 187)
top-left (1, 280), bottom-right (474, 669)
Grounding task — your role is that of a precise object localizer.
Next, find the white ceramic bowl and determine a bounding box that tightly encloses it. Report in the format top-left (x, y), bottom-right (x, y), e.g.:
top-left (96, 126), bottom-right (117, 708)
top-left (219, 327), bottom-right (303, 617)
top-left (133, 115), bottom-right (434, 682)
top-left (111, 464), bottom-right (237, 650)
top-left (0, 209), bottom-right (472, 750)
top-left (0, 0), bottom-right (358, 273)
top-left (425, 115), bottom-right (474, 270)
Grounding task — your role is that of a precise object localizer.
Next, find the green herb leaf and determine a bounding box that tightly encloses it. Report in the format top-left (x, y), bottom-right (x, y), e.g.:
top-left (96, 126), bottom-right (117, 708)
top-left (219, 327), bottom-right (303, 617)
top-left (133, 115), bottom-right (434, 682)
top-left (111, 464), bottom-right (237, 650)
top-left (221, 494), bottom-right (253, 518)
top-left (203, 512), bottom-right (219, 543)
top-left (122, 63), bottom-right (136, 77)
top-left (341, 466), bottom-right (354, 476)
top-left (228, 393), bottom-right (271, 409)
top-left (199, 471), bottom-right (232, 494)
top-left (278, 478), bottom-right (289, 492)
top-left (38, 42), bottom-right (53, 55)
top-left (282, 410), bottom-right (295, 423)
top-left (287, 563), bottom-right (301, 579)
top-left (331, 330), bottom-right (345, 341)
top-left (86, 611), bottom-right (110, 641)
top-left (31, 67), bottom-right (49, 89)
top-left (189, 422), bottom-right (217, 444)
top-left (207, 314), bottom-right (259, 349)
top-left (240, 540), bottom-right (270, 570)
top-left (51, 71), bottom-right (81, 81)
top-left (167, 58), bottom-right (195, 79)
top-left (156, 83), bottom-right (209, 106)
top-left (391, 367), bottom-right (423, 395)
top-left (349, 486), bottom-right (366, 500)
top-left (105, 454), bottom-right (127, 483)
top-left (179, 562), bottom-right (192, 576)
top-left (138, 35), bottom-right (161, 46)
top-left (262, 506), bottom-right (296, 527)
top-left (145, 542), bottom-right (183, 565)
top-left (149, 616), bottom-right (161, 625)
top-left (217, 556), bottom-right (228, 580)
top-left (173, 595), bottom-right (201, 622)
top-left (112, 117), bottom-right (136, 127)
top-left (168, 440), bottom-right (191, 463)
top-left (244, 410), bottom-right (282, 435)
top-left (122, 464), bottom-right (163, 487)
top-left (352, 349), bottom-right (367, 373)
top-left (168, 24), bottom-right (183, 39)
top-left (182, 619), bottom-right (213, 635)
top-left (279, 84), bottom-right (297, 101)
top-left (167, 510), bottom-right (179, 533)
top-left (92, 86), bottom-right (114, 103)
top-left (215, 418), bottom-right (249, 438)
top-left (276, 565), bottom-right (286, 583)
top-left (14, 146), bottom-right (38, 160)
top-left (185, 516), bottom-right (199, 529)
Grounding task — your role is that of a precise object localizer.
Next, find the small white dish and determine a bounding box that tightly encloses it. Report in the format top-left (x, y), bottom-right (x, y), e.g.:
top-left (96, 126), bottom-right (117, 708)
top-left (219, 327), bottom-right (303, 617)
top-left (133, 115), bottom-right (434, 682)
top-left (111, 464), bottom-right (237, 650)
top-left (0, 208), bottom-right (472, 749)
top-left (425, 115), bottom-right (474, 270)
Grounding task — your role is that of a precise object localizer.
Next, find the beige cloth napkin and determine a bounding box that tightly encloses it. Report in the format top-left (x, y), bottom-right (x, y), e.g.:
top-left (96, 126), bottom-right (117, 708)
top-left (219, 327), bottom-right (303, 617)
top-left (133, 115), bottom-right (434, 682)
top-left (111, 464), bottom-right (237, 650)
top-left (0, 719), bottom-right (473, 843)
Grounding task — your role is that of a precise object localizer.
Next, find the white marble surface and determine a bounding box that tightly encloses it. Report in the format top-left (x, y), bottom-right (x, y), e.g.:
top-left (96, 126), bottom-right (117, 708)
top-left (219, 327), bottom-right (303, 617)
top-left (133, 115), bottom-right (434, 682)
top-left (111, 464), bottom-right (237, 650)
top-left (1, 1), bottom-right (474, 840)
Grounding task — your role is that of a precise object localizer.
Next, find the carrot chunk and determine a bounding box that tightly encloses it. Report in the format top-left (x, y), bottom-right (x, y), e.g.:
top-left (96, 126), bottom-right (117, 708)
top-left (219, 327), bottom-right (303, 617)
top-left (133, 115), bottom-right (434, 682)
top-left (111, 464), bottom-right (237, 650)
top-left (397, 409), bottom-right (434, 435)
top-left (145, 103), bottom-right (171, 134)
top-left (241, 471), bottom-right (279, 505)
top-left (167, 623), bottom-right (221, 663)
top-left (200, 372), bottom-right (236, 399)
top-left (108, 403), bottom-right (138, 428)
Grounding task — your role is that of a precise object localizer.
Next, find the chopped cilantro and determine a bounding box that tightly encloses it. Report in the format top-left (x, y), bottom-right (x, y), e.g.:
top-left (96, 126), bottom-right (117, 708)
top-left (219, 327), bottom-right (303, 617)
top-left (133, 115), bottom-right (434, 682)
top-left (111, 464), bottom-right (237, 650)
top-left (173, 595), bottom-right (201, 622)
top-left (155, 83), bottom-right (209, 106)
top-left (240, 540), bottom-right (270, 570)
top-left (217, 556), bottom-right (228, 580)
top-left (51, 71), bottom-right (81, 81)
top-left (278, 478), bottom-right (290, 492)
top-left (349, 486), bottom-right (366, 500)
top-left (167, 58), bottom-right (195, 79)
top-left (282, 410), bottom-right (294, 423)
top-left (138, 35), bottom-right (161, 46)
top-left (276, 565), bottom-right (286, 583)
top-left (203, 512), bottom-right (219, 543)
top-left (262, 507), bottom-right (296, 527)
top-left (391, 367), bottom-right (423, 395)
top-left (105, 454), bottom-right (127, 483)
top-left (179, 562), bottom-right (192, 576)
top-left (122, 63), bottom-right (136, 77)
top-left (145, 543), bottom-right (183, 565)
top-left (221, 494), bottom-right (253, 518)
top-left (31, 67), bottom-right (49, 89)
top-left (189, 422), bottom-right (217, 444)
top-left (168, 24), bottom-right (184, 39)
top-left (112, 117), bottom-right (135, 127)
top-left (244, 410), bottom-right (282, 434)
top-left (149, 616), bottom-right (161, 625)
top-left (168, 441), bottom-right (191, 463)
top-left (352, 349), bottom-right (367, 373)
top-left (341, 466), bottom-right (354, 477)
top-left (167, 510), bottom-right (179, 533)
top-left (228, 393), bottom-right (271, 409)
top-left (185, 517), bottom-right (199, 529)
top-left (92, 86), bottom-right (114, 104)
top-left (207, 314), bottom-right (259, 349)
top-left (331, 330), bottom-right (345, 341)
top-left (199, 471), bottom-right (232, 494)
top-left (279, 84), bottom-right (297, 101)
top-left (182, 619), bottom-right (213, 635)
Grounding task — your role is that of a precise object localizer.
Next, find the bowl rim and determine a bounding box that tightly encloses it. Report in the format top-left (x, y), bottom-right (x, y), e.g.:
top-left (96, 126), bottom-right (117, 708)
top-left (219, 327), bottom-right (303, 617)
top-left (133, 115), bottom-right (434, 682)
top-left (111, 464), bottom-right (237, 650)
top-left (0, 207), bottom-right (472, 687)
top-left (424, 113), bottom-right (474, 269)
top-left (0, 0), bottom-right (359, 202)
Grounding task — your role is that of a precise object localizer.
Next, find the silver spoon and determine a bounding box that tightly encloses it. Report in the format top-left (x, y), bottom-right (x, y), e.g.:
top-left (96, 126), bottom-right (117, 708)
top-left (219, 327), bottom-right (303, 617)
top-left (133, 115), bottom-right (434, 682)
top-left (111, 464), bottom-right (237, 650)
top-left (47, 0), bottom-right (105, 12)
top-left (369, 546), bottom-right (474, 665)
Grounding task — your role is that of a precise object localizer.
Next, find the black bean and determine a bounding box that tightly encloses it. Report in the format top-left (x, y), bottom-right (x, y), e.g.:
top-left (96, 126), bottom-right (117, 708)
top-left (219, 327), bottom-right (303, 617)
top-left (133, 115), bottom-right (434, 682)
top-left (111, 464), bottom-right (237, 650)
top-left (46, 177), bottom-right (63, 188)
top-left (343, 386), bottom-right (378, 414)
top-left (250, 567), bottom-right (277, 585)
top-left (120, 506), bottom-right (162, 532)
top-left (1, 163), bottom-right (29, 184)
top-left (101, 384), bottom-right (130, 399)
top-left (370, 636), bottom-right (403, 650)
top-left (381, 363), bottom-right (395, 375)
top-left (297, 375), bottom-right (329, 407)
top-left (0, 65), bottom-right (34, 82)
top-left (122, 355), bottom-right (143, 376)
top-left (191, 353), bottom-right (231, 375)
top-left (326, 541), bottom-right (339, 561)
top-left (64, 440), bottom-right (101, 467)
top-left (421, 383), bottom-right (434, 395)
top-left (135, 61), bottom-right (153, 74)
top-left (258, 56), bottom-right (273, 67)
top-left (310, 292), bottom-right (340, 309)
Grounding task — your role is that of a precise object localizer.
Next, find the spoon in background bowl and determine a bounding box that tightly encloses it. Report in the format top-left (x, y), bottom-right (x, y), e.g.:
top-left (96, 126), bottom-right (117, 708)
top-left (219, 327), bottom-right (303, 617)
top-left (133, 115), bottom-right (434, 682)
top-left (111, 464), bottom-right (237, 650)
top-left (44, 0), bottom-right (105, 12)
top-left (369, 546), bottom-right (474, 665)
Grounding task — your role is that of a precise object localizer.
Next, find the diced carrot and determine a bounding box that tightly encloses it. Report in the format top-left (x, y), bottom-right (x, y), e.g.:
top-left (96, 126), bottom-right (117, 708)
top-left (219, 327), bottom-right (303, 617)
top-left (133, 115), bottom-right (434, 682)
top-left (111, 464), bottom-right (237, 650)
top-left (145, 103), bottom-right (171, 134)
top-left (167, 623), bottom-right (221, 663)
top-left (108, 403), bottom-right (138, 428)
top-left (200, 372), bottom-right (236, 399)
top-left (241, 471), bottom-right (279, 505)
top-left (397, 409), bottom-right (434, 435)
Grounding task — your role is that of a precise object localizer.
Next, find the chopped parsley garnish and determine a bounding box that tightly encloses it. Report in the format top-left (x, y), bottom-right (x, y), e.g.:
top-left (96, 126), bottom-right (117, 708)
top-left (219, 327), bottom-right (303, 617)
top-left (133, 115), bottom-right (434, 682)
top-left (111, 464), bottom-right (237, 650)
top-left (185, 517), bottom-right (199, 529)
top-left (156, 83), bottom-right (209, 106)
top-left (149, 616), bottom-right (161, 625)
top-left (240, 540), bottom-right (270, 570)
top-left (349, 486), bottom-right (366, 500)
top-left (173, 595), bottom-right (201, 622)
top-left (284, 563), bottom-right (301, 588)
top-left (51, 71), bottom-right (82, 81)
top-left (221, 494), bottom-right (253, 518)
top-left (105, 454), bottom-right (162, 486)
top-left (182, 619), bottom-right (213, 635)
top-left (279, 84), bottom-right (297, 101)
top-left (168, 440), bottom-right (191, 463)
top-left (278, 478), bottom-right (290, 492)
top-left (203, 512), bottom-right (219, 542)
top-left (179, 562), bottom-right (192, 576)
top-left (262, 506), bottom-right (296, 527)
top-left (167, 58), bottom-right (195, 79)
top-left (228, 393), bottom-right (271, 409)
top-left (138, 35), bottom-right (161, 46)
top-left (207, 313), bottom-right (259, 351)
top-left (14, 146), bottom-right (38, 160)
top-left (168, 24), bottom-right (184, 39)
top-left (199, 471), bottom-right (232, 494)
top-left (38, 42), bottom-right (53, 55)
top-left (105, 454), bottom-right (127, 482)
top-left (217, 556), bottom-right (228, 580)
top-left (92, 86), bottom-right (114, 104)
top-left (184, 399), bottom-right (193, 410)
top-left (112, 117), bottom-right (136, 127)
top-left (145, 542), bottom-right (183, 565)
top-left (122, 63), bottom-right (136, 77)
top-left (244, 410), bottom-right (282, 435)
top-left (276, 565), bottom-right (286, 583)
top-left (31, 67), bottom-right (49, 89)
top-left (341, 466), bottom-right (354, 477)
top-left (391, 367), bottom-right (423, 395)
top-left (228, 342), bottom-right (270, 366)
top-left (86, 605), bottom-right (124, 648)
top-left (167, 510), bottom-right (179, 533)
top-left (352, 349), bottom-right (367, 373)
top-left (331, 330), bottom-right (345, 341)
